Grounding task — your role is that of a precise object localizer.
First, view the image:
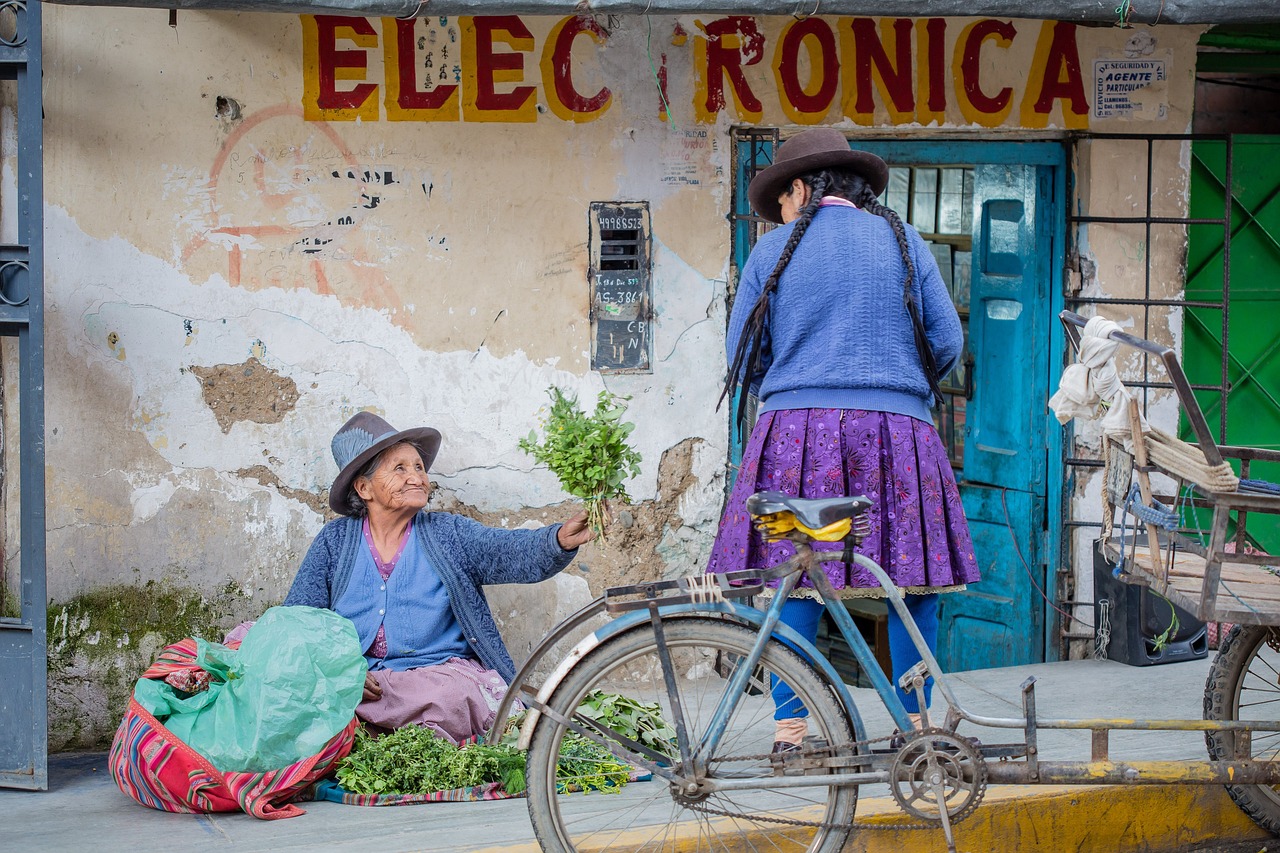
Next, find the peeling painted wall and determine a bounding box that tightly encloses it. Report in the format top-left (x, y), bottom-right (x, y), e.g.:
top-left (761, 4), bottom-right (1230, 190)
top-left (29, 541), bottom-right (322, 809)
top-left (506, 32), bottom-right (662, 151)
top-left (33, 8), bottom-right (1201, 746)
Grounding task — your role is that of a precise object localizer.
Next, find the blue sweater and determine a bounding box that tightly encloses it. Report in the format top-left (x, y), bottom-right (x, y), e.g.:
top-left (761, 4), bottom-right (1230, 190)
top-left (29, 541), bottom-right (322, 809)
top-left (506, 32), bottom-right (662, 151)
top-left (335, 531), bottom-right (473, 672)
top-left (283, 512), bottom-right (576, 682)
top-left (728, 204), bottom-right (964, 422)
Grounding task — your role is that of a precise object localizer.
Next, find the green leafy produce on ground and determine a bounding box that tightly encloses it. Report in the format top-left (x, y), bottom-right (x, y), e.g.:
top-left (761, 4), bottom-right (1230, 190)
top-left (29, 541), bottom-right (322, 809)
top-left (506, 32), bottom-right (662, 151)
top-left (332, 696), bottom-right (655, 797)
top-left (335, 724), bottom-right (528, 796)
top-left (578, 690), bottom-right (678, 759)
top-left (519, 387), bottom-right (642, 544)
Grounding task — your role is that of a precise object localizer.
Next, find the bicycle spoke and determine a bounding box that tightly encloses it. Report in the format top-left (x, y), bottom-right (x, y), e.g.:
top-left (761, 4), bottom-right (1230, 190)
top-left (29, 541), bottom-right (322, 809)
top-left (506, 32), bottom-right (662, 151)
top-left (527, 619), bottom-right (857, 853)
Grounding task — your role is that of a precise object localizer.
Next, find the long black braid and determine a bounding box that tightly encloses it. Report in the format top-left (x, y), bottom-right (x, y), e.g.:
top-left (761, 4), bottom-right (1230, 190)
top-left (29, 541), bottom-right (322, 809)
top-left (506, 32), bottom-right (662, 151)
top-left (719, 167), bottom-right (944, 430)
top-left (855, 184), bottom-right (946, 405)
top-left (720, 172), bottom-right (830, 429)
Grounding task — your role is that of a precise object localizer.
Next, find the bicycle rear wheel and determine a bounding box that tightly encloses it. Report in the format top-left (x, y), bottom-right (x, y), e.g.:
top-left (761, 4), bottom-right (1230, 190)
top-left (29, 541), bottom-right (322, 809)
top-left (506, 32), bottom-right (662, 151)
top-left (526, 617), bottom-right (857, 853)
top-left (1205, 624), bottom-right (1280, 833)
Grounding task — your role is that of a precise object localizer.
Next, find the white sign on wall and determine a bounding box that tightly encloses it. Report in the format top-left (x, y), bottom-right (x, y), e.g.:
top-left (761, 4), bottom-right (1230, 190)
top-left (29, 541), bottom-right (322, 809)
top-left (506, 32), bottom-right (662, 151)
top-left (1093, 59), bottom-right (1167, 119)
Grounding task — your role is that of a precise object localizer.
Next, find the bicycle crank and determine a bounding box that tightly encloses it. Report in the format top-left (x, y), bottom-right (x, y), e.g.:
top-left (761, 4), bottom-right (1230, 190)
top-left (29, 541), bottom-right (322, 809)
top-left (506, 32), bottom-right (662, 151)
top-left (888, 728), bottom-right (988, 851)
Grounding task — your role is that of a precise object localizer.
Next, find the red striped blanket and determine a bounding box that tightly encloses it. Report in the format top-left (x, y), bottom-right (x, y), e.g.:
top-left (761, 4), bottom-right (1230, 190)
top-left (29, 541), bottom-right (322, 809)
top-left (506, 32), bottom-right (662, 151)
top-left (108, 637), bottom-right (357, 820)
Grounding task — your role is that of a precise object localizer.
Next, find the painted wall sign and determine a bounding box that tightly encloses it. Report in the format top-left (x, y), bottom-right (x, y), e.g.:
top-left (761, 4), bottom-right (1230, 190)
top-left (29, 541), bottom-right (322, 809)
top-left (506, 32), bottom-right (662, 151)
top-left (300, 14), bottom-right (1122, 129)
top-left (1093, 59), bottom-right (1167, 119)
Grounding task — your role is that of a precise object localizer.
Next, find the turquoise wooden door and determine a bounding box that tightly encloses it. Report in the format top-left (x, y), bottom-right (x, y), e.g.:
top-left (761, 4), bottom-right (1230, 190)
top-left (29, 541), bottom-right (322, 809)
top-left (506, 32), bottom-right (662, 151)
top-left (948, 162), bottom-right (1056, 670)
top-left (730, 137), bottom-right (1064, 672)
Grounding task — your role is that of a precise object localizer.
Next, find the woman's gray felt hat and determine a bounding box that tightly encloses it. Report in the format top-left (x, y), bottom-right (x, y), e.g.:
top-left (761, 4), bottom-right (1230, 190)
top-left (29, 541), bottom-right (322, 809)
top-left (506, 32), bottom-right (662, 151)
top-left (329, 411), bottom-right (441, 515)
top-left (748, 127), bottom-right (890, 225)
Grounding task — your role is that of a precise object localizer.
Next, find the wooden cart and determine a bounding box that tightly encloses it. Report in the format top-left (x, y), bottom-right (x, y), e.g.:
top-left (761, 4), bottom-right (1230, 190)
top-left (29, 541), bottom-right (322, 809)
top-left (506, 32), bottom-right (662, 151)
top-left (1062, 310), bottom-right (1280, 625)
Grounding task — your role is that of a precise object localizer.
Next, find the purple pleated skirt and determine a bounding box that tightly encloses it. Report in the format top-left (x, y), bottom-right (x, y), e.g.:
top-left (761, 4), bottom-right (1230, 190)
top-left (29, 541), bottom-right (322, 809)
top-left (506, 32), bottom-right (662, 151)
top-left (706, 408), bottom-right (981, 594)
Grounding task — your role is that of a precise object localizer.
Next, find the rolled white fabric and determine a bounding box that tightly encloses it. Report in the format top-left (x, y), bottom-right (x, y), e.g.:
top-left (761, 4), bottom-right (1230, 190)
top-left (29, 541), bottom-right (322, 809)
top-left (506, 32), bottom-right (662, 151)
top-left (1048, 317), bottom-right (1148, 437)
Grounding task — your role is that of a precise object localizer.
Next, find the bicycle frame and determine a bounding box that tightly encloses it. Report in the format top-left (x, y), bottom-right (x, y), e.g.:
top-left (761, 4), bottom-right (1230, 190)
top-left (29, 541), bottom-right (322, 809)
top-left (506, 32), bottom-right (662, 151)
top-left (492, 534), bottom-right (1280, 791)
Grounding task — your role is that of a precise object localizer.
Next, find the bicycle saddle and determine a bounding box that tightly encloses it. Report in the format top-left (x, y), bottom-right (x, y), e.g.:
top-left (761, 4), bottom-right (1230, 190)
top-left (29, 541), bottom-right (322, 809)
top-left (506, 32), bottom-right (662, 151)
top-left (746, 491), bottom-right (873, 530)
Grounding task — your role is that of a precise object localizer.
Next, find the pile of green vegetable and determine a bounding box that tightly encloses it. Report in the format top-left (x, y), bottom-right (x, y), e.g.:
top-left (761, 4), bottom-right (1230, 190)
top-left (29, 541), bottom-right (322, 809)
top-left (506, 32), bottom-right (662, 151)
top-left (578, 690), bottom-right (678, 760)
top-left (333, 691), bottom-right (676, 797)
top-left (519, 386), bottom-right (642, 544)
top-left (335, 724), bottom-right (530, 796)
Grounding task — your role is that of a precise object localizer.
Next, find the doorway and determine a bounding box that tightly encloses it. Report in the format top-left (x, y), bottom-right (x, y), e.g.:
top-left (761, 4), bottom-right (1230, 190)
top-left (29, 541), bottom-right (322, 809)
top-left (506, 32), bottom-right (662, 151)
top-left (730, 134), bottom-right (1067, 673)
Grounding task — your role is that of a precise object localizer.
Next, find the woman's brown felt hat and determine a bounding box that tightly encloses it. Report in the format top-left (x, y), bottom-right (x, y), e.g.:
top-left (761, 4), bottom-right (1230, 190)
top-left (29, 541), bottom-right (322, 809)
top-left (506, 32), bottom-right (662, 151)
top-left (748, 128), bottom-right (890, 225)
top-left (328, 411), bottom-right (442, 515)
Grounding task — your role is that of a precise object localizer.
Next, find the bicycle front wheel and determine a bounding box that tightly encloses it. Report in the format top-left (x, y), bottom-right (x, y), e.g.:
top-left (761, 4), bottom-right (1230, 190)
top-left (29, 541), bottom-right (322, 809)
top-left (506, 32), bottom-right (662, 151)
top-left (1205, 624), bottom-right (1280, 833)
top-left (526, 617), bottom-right (857, 853)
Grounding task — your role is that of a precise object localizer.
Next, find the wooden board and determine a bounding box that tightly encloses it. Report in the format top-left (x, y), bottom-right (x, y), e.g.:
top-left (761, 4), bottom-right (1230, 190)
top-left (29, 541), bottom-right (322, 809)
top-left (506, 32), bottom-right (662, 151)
top-left (1099, 539), bottom-right (1280, 625)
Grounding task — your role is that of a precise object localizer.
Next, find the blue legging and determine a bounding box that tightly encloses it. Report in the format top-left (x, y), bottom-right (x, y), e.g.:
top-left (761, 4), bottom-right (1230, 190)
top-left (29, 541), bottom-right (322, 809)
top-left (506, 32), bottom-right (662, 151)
top-left (771, 594), bottom-right (940, 720)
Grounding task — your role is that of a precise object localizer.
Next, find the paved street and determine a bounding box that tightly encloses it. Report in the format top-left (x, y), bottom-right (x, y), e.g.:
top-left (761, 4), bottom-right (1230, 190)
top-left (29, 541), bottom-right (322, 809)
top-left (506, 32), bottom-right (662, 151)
top-left (2, 655), bottom-right (1274, 853)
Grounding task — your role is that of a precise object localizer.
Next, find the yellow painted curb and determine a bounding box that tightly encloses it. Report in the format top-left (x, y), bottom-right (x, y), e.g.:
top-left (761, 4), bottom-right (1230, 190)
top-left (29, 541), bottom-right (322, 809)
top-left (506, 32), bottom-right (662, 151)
top-left (464, 786), bottom-right (1273, 853)
top-left (845, 785), bottom-right (1273, 853)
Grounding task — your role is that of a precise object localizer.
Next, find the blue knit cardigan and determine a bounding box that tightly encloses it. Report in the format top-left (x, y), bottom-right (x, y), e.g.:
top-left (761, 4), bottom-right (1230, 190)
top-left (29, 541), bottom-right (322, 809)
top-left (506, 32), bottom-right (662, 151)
top-left (728, 204), bottom-right (964, 422)
top-left (283, 512), bottom-right (575, 682)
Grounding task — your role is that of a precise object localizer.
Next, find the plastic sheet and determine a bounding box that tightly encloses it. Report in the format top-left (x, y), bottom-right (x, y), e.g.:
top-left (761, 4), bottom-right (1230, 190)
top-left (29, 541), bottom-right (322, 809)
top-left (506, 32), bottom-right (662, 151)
top-left (133, 605), bottom-right (366, 772)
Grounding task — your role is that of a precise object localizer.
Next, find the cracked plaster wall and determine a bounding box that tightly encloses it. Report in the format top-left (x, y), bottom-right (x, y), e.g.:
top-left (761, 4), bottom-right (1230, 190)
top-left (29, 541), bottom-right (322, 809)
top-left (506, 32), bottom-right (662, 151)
top-left (37, 9), bottom-right (733, 745)
top-left (22, 8), bottom-right (1206, 742)
top-left (1064, 135), bottom-right (1198, 657)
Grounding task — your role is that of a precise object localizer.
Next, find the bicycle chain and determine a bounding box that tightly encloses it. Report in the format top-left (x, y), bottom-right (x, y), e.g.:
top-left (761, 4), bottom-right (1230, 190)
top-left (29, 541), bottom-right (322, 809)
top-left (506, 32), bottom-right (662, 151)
top-left (685, 731), bottom-right (945, 832)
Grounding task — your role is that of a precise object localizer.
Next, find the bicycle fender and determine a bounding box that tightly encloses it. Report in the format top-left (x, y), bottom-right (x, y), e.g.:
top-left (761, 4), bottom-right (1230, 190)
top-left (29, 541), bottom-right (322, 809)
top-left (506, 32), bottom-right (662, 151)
top-left (517, 602), bottom-right (867, 750)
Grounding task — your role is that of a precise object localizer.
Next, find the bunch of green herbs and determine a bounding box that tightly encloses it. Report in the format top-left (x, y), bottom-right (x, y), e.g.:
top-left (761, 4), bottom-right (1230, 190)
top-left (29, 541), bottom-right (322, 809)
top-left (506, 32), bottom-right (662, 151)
top-left (519, 387), bottom-right (642, 543)
top-left (578, 690), bottom-right (677, 760)
top-left (333, 709), bottom-right (638, 797)
top-left (335, 724), bottom-right (528, 796)
top-left (555, 731), bottom-right (632, 795)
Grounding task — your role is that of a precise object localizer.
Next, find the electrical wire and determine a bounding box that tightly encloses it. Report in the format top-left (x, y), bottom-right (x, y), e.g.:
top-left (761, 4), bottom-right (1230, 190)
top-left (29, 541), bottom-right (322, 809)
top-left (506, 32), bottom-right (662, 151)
top-left (999, 487), bottom-right (1094, 631)
top-left (645, 16), bottom-right (677, 130)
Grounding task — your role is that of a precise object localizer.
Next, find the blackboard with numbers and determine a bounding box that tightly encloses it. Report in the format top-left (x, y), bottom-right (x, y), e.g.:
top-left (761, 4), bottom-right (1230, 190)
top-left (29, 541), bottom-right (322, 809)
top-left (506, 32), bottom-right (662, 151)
top-left (589, 202), bottom-right (652, 373)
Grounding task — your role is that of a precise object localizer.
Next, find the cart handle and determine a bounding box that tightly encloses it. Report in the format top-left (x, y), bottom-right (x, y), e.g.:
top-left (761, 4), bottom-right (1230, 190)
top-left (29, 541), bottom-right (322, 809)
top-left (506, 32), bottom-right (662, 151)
top-left (1058, 310), bottom-right (1225, 468)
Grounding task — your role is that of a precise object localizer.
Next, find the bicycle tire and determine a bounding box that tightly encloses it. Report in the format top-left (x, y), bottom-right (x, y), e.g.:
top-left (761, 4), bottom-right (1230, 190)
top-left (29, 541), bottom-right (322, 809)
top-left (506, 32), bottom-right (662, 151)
top-left (526, 617), bottom-right (857, 853)
top-left (1204, 624), bottom-right (1280, 834)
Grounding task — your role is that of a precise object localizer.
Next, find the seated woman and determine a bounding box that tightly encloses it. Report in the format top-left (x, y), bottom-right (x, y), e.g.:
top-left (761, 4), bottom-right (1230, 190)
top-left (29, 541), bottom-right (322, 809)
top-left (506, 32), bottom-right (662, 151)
top-left (283, 411), bottom-right (593, 745)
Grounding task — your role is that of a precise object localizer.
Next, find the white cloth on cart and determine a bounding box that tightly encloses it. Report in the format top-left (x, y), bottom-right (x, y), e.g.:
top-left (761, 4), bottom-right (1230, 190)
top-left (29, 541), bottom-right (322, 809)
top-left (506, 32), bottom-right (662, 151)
top-left (1048, 316), bottom-right (1148, 439)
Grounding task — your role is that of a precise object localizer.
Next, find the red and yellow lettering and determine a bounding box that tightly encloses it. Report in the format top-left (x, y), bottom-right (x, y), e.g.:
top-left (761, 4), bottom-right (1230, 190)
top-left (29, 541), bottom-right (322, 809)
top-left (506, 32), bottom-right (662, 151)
top-left (842, 18), bottom-right (915, 126)
top-left (541, 15), bottom-right (612, 122)
top-left (694, 17), bottom-right (765, 124)
top-left (462, 16), bottom-right (537, 122)
top-left (916, 18), bottom-right (947, 125)
top-left (1021, 21), bottom-right (1089, 129)
top-left (302, 15), bottom-right (380, 122)
top-left (773, 17), bottom-right (838, 125)
top-left (384, 18), bottom-right (459, 121)
top-left (954, 19), bottom-right (1017, 128)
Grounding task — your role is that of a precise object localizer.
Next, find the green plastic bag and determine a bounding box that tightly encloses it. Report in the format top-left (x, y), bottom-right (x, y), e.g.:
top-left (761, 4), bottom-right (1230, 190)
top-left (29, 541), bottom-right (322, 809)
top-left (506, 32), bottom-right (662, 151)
top-left (134, 605), bottom-right (366, 773)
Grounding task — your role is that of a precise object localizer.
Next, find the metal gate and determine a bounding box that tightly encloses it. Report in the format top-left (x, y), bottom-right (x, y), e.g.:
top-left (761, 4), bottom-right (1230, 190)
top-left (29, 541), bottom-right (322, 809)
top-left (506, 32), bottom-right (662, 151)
top-left (1062, 133), bottom-right (1250, 655)
top-left (0, 0), bottom-right (47, 791)
top-left (1184, 135), bottom-right (1280, 553)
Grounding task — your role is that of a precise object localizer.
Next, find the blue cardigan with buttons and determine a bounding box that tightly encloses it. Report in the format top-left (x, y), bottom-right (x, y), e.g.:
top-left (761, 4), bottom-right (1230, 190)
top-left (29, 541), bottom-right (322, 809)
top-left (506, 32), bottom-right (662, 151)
top-left (283, 511), bottom-right (576, 683)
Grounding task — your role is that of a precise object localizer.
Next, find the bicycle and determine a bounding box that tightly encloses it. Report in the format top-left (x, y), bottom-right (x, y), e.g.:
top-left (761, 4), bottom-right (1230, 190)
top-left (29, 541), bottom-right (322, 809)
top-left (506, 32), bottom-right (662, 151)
top-left (486, 314), bottom-right (1280, 853)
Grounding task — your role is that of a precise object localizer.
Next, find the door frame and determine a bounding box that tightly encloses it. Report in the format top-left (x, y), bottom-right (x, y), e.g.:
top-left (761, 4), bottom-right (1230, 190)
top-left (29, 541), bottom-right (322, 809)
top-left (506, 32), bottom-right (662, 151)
top-left (728, 133), bottom-right (1069, 664)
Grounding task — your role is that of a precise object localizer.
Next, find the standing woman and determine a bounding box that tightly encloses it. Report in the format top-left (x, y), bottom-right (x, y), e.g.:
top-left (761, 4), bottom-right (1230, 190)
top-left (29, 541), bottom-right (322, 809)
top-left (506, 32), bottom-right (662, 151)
top-left (706, 128), bottom-right (981, 752)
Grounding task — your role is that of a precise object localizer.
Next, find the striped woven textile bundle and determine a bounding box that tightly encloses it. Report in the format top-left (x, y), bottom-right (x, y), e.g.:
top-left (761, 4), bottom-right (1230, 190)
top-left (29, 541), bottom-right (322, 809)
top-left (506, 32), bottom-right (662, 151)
top-left (108, 638), bottom-right (358, 820)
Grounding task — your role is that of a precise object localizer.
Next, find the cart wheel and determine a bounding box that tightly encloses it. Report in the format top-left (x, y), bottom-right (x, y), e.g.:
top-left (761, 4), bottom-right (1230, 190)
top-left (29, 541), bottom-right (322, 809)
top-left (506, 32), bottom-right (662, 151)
top-left (1204, 624), bottom-right (1280, 834)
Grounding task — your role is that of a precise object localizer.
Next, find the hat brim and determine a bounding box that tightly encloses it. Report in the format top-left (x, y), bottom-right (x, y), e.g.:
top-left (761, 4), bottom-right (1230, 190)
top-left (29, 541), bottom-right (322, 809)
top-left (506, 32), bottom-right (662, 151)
top-left (748, 148), bottom-right (889, 225)
top-left (328, 427), bottom-right (442, 515)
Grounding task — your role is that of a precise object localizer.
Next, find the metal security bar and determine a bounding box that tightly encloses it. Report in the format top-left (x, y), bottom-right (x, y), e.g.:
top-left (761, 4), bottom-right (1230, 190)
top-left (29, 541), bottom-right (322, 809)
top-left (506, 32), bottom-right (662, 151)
top-left (0, 0), bottom-right (47, 791)
top-left (1060, 132), bottom-right (1233, 652)
top-left (1066, 133), bottom-right (1231, 432)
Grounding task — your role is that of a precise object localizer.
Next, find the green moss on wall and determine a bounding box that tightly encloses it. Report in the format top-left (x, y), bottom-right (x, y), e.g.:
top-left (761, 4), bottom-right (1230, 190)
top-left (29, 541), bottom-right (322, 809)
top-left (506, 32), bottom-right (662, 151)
top-left (1, 584), bottom-right (19, 619)
top-left (46, 579), bottom-right (268, 751)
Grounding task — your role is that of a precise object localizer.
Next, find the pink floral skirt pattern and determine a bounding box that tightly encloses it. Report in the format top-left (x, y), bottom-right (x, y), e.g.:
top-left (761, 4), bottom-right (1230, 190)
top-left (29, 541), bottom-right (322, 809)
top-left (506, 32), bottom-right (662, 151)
top-left (707, 408), bottom-right (980, 593)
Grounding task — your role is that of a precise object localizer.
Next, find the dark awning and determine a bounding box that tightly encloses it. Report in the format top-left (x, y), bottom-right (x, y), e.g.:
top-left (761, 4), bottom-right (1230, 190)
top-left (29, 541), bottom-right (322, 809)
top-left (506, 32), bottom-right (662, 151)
top-left (42, 0), bottom-right (1280, 25)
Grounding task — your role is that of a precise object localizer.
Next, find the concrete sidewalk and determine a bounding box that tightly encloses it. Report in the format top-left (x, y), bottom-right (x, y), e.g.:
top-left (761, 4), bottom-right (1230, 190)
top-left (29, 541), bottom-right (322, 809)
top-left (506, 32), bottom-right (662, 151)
top-left (2, 656), bottom-right (1273, 853)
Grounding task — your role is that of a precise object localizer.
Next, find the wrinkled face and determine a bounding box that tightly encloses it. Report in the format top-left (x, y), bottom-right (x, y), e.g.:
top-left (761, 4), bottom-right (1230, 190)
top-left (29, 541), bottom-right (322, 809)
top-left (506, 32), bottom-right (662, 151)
top-left (777, 178), bottom-right (810, 224)
top-left (355, 442), bottom-right (430, 515)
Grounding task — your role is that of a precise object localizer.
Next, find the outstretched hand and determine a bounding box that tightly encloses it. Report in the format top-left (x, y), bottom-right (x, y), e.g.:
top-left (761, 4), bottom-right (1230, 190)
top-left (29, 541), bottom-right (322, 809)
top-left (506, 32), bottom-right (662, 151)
top-left (557, 508), bottom-right (597, 550)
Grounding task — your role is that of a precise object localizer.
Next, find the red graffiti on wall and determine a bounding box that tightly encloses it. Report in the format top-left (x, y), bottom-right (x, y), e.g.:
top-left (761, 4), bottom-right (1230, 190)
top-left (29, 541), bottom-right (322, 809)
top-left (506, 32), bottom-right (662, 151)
top-left (182, 103), bottom-right (401, 312)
